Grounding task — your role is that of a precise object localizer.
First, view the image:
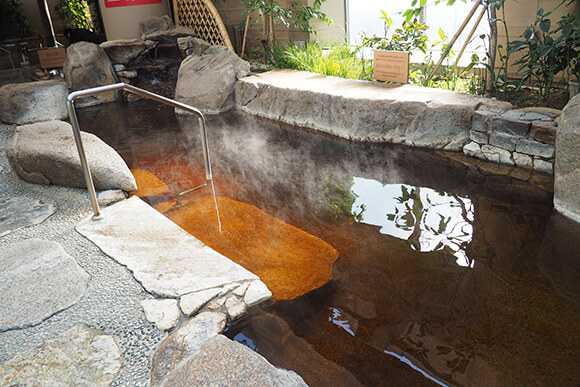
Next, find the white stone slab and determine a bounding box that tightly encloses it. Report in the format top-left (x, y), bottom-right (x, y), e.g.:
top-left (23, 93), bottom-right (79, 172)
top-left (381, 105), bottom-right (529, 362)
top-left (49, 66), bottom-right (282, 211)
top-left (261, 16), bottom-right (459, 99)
top-left (244, 281), bottom-right (273, 307)
top-left (141, 298), bottom-right (181, 331)
top-left (76, 196), bottom-right (258, 298)
top-left (180, 288), bottom-right (221, 317)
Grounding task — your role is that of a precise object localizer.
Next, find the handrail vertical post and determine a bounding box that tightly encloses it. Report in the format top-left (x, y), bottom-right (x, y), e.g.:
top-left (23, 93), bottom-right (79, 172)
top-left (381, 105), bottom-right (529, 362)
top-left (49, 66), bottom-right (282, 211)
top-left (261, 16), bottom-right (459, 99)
top-left (66, 97), bottom-right (102, 219)
top-left (198, 116), bottom-right (213, 182)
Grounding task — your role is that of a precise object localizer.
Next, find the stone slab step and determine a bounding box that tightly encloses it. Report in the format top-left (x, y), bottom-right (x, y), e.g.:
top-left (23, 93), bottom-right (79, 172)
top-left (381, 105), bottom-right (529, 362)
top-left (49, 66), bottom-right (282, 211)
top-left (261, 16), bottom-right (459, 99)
top-left (76, 196), bottom-right (259, 298)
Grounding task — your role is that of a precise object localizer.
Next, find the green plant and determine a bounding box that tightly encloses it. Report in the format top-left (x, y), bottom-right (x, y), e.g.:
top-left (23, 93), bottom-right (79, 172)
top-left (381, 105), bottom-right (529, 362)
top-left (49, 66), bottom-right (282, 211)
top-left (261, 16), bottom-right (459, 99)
top-left (361, 13), bottom-right (429, 54)
top-left (480, 0), bottom-right (514, 99)
top-left (239, 0), bottom-right (331, 48)
top-left (511, 7), bottom-right (579, 98)
top-left (55, 0), bottom-right (90, 29)
top-left (0, 0), bottom-right (32, 40)
top-left (280, 41), bottom-right (373, 80)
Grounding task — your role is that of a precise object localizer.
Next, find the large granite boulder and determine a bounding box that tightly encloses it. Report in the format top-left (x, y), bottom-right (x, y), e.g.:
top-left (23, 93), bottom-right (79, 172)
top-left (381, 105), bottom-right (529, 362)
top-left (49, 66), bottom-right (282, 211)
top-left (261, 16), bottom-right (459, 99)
top-left (163, 335), bottom-right (307, 386)
top-left (175, 48), bottom-right (250, 114)
top-left (151, 311), bottom-right (226, 386)
top-left (63, 41), bottom-right (118, 107)
top-left (0, 239), bottom-right (90, 331)
top-left (0, 80), bottom-right (68, 124)
top-left (554, 93), bottom-right (580, 223)
top-left (100, 39), bottom-right (148, 65)
top-left (6, 120), bottom-right (137, 192)
top-left (177, 36), bottom-right (211, 56)
top-left (139, 15), bottom-right (196, 42)
top-left (0, 325), bottom-right (122, 385)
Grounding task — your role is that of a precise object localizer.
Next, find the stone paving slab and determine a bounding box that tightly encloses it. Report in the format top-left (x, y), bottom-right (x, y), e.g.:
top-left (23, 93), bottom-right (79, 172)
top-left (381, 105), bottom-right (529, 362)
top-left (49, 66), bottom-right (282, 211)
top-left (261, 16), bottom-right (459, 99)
top-left (0, 324), bottom-right (122, 386)
top-left (0, 196), bottom-right (55, 237)
top-left (76, 196), bottom-right (259, 298)
top-left (0, 239), bottom-right (90, 332)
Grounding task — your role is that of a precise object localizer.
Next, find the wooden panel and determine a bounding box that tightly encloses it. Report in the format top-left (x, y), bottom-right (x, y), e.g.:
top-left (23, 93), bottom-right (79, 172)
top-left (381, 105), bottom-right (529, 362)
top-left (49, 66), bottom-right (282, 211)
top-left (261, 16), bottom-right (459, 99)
top-left (373, 50), bottom-right (409, 84)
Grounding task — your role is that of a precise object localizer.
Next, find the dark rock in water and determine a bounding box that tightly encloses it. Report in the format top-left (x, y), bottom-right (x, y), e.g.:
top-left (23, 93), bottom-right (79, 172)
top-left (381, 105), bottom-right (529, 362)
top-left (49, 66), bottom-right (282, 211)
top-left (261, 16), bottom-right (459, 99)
top-left (63, 41), bottom-right (118, 107)
top-left (0, 239), bottom-right (90, 332)
top-left (0, 196), bottom-right (55, 237)
top-left (6, 120), bottom-right (137, 191)
top-left (0, 80), bottom-right (68, 124)
top-left (229, 312), bottom-right (364, 387)
top-left (121, 42), bottom-right (183, 100)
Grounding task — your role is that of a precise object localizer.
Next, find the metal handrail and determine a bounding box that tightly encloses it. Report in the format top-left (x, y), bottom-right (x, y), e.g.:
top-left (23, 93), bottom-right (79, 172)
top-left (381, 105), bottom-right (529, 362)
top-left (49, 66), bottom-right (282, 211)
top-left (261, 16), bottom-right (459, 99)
top-left (66, 83), bottom-right (213, 220)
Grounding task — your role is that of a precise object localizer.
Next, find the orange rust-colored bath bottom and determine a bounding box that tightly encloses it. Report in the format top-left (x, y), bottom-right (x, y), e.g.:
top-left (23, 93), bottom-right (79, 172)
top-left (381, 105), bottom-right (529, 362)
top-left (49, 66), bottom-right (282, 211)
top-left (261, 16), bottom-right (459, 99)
top-left (132, 169), bottom-right (338, 301)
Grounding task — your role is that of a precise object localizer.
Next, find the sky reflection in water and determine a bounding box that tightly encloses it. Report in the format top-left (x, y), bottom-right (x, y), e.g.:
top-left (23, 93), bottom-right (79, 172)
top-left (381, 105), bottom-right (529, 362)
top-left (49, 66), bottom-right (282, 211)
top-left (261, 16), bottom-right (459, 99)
top-left (350, 177), bottom-right (475, 267)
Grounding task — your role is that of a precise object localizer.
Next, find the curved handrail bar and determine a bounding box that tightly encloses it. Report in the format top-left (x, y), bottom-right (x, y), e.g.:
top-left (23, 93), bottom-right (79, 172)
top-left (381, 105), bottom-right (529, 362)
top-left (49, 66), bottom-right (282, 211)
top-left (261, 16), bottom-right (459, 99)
top-left (66, 82), bottom-right (213, 219)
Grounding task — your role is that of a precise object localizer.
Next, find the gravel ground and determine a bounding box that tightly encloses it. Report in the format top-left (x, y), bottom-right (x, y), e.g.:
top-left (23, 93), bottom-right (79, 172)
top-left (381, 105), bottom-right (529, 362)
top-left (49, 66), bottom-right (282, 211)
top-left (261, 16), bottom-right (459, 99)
top-left (0, 122), bottom-right (166, 386)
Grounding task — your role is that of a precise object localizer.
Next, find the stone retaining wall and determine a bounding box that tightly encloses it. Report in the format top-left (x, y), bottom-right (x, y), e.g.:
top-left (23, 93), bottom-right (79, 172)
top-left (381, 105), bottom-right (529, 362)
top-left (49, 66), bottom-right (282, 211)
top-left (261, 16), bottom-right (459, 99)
top-left (235, 69), bottom-right (512, 151)
top-left (463, 107), bottom-right (559, 175)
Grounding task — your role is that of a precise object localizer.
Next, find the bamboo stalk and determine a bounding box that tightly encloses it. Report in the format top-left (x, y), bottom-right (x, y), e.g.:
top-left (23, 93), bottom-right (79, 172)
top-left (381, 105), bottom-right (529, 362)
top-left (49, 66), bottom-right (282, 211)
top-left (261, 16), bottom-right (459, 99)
top-left (241, 14), bottom-right (250, 57)
top-left (453, 3), bottom-right (488, 70)
top-left (427, 0), bottom-right (481, 82)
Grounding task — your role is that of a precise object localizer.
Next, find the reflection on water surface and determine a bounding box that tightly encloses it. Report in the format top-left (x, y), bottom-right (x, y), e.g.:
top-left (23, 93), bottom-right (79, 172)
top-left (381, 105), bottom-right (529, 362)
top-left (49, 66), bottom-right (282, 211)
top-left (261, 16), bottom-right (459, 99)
top-left (77, 100), bottom-right (580, 387)
top-left (351, 178), bottom-right (474, 267)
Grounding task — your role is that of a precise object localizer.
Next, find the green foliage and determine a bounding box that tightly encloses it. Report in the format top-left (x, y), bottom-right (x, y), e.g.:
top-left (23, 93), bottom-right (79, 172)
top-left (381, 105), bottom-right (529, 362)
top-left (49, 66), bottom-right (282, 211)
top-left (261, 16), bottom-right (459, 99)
top-left (511, 7), bottom-right (580, 98)
top-left (0, 0), bottom-right (32, 39)
top-left (241, 0), bottom-right (332, 35)
top-left (480, 0), bottom-right (513, 99)
top-left (403, 0), bottom-right (467, 22)
top-left (361, 13), bottom-right (429, 54)
top-left (279, 41), bottom-right (373, 80)
top-left (55, 0), bottom-right (91, 29)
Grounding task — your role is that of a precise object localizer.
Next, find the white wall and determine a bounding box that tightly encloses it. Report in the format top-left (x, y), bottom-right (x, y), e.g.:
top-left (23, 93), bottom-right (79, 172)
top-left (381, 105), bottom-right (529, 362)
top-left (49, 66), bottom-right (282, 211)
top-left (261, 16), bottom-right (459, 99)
top-left (347, 0), bottom-right (489, 66)
top-left (98, 0), bottom-right (171, 40)
top-left (308, 0), bottom-right (347, 43)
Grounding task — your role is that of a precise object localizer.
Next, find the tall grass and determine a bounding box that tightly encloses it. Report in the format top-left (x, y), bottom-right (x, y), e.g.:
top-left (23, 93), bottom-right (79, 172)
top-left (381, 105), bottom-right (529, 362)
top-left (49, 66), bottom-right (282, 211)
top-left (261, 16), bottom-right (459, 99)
top-left (279, 42), bottom-right (374, 81)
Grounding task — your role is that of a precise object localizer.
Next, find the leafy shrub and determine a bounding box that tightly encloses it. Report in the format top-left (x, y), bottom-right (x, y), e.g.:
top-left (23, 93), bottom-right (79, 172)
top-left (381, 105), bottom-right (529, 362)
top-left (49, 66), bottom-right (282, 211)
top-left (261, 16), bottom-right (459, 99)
top-left (511, 7), bottom-right (580, 97)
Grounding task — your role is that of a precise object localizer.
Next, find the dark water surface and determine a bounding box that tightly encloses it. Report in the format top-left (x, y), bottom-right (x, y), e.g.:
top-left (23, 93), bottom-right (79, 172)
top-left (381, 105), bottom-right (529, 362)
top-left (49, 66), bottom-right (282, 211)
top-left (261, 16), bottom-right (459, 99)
top-left (78, 100), bottom-right (580, 387)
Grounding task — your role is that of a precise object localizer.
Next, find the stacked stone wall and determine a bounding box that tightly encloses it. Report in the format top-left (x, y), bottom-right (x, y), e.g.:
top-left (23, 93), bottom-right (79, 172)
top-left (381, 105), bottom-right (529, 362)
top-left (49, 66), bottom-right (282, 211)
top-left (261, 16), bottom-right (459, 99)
top-left (463, 107), bottom-right (559, 175)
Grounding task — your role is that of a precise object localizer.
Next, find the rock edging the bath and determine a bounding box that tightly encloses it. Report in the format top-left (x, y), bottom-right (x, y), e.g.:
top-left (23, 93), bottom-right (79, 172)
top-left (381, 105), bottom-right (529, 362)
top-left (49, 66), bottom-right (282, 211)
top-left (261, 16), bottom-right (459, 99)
top-left (64, 41), bottom-right (119, 107)
top-left (161, 334), bottom-right (307, 387)
top-left (175, 47), bottom-right (250, 114)
top-left (0, 80), bottom-right (69, 125)
top-left (6, 120), bottom-right (137, 192)
top-left (235, 69), bottom-right (511, 151)
top-left (554, 94), bottom-right (580, 223)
